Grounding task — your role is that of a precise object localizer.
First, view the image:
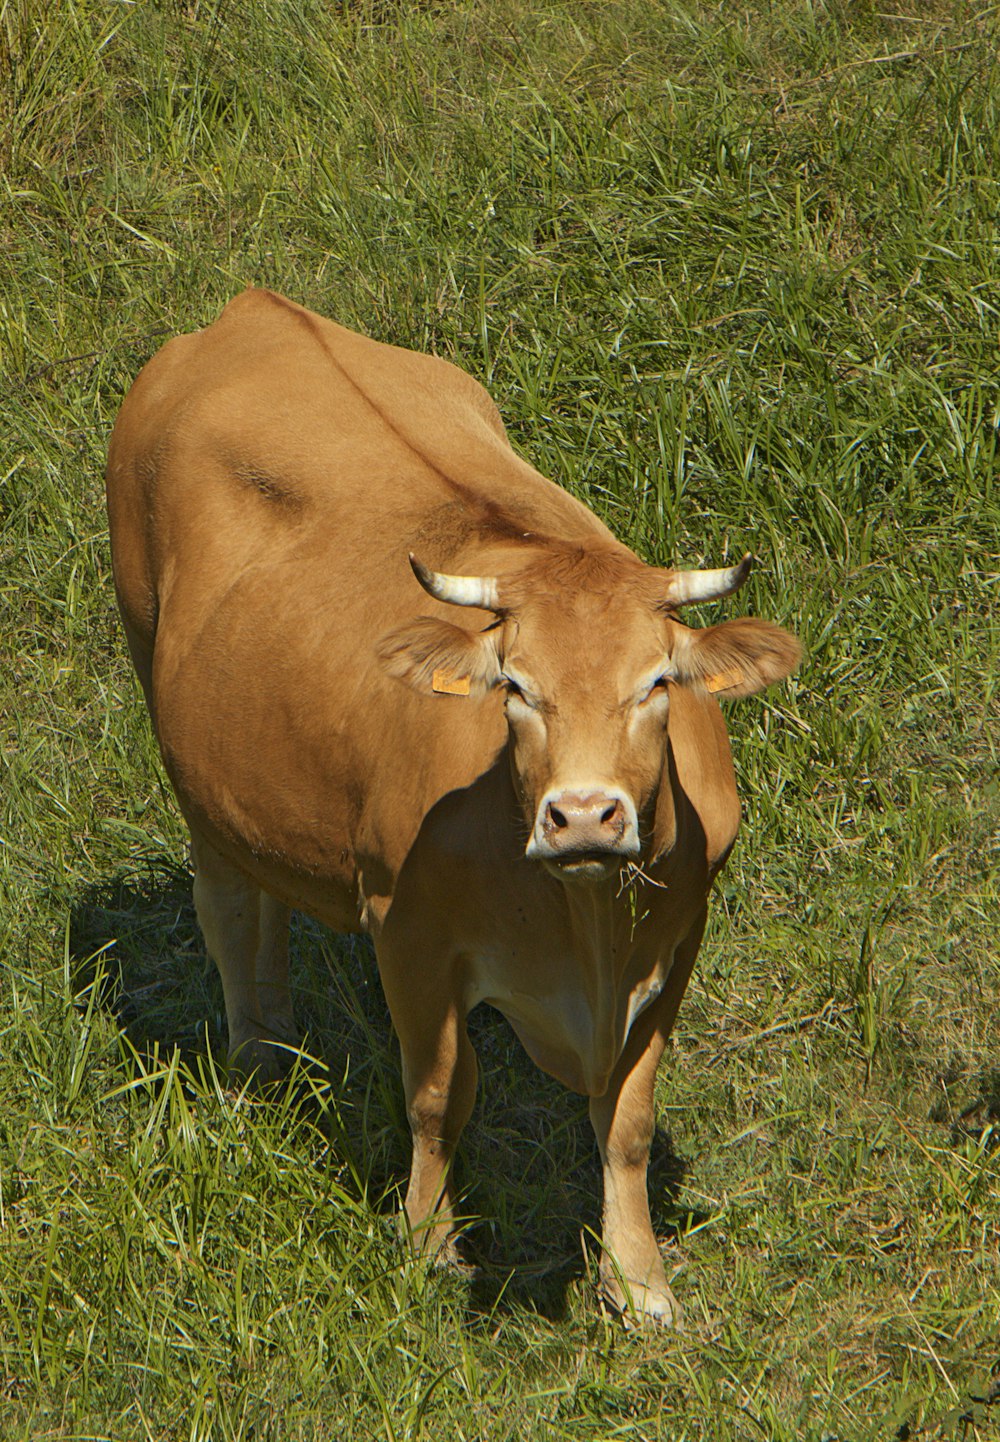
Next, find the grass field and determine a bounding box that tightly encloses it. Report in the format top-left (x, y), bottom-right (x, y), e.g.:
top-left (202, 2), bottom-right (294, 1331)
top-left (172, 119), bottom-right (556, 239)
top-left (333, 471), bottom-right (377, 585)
top-left (2, 0), bottom-right (999, 1436)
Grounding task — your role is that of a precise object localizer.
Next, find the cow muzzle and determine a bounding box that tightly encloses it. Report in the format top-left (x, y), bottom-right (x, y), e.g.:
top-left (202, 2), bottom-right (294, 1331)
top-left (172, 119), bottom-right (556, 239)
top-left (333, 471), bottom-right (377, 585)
top-left (526, 787), bottom-right (640, 881)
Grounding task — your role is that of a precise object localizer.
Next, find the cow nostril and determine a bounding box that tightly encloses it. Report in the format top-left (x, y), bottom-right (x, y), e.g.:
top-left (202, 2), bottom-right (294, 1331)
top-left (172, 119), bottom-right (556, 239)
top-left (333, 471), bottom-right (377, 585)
top-left (548, 804), bottom-right (567, 830)
top-left (600, 801), bottom-right (620, 826)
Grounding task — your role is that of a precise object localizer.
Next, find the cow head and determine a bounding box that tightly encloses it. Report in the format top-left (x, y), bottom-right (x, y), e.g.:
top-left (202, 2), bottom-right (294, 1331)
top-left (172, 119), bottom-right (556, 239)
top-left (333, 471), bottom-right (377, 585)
top-left (380, 544), bottom-right (800, 882)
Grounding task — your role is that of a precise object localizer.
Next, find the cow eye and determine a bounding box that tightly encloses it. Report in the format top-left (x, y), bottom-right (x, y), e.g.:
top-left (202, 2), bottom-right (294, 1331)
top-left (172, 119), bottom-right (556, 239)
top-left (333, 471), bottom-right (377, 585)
top-left (502, 673), bottom-right (537, 708)
top-left (640, 677), bottom-right (669, 704)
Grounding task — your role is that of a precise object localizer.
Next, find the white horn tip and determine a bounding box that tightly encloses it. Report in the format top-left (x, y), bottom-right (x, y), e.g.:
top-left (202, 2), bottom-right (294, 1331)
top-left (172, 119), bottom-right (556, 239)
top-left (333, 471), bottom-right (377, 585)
top-left (408, 552), bottom-right (500, 611)
top-left (664, 551), bottom-right (755, 608)
top-left (408, 552), bottom-right (431, 587)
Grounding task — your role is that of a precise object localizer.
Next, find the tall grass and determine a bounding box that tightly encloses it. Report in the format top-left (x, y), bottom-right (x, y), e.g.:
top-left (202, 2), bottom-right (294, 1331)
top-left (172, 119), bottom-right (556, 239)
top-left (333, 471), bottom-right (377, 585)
top-left (2, 1), bottom-right (998, 1437)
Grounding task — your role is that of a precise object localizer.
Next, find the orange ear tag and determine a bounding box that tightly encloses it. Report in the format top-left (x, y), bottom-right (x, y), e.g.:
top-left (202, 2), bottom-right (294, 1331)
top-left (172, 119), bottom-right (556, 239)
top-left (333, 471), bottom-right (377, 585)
top-left (704, 667), bottom-right (744, 694)
top-left (432, 668), bottom-right (471, 696)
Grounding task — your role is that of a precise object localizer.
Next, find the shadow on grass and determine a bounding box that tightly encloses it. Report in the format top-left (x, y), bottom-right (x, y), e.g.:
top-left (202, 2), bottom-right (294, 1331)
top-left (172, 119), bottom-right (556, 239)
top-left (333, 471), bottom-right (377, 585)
top-left (460, 1115), bottom-right (697, 1323)
top-left (68, 862), bottom-right (703, 1323)
top-left (68, 859), bottom-right (218, 1061)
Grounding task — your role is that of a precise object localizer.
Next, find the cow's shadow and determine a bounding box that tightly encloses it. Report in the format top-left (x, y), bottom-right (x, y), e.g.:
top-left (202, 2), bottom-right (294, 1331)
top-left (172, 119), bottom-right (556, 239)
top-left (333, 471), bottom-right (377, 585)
top-left (69, 863), bottom-right (699, 1324)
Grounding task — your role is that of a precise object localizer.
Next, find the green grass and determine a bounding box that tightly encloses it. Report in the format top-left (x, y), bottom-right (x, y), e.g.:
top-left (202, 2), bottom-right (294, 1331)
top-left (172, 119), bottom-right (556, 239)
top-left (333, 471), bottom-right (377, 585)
top-left (2, 0), bottom-right (999, 1436)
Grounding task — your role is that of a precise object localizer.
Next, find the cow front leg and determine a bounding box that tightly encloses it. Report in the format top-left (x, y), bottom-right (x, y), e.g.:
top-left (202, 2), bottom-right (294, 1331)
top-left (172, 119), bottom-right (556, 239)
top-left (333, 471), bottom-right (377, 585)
top-left (393, 1003), bottom-right (478, 1261)
top-left (589, 914), bottom-right (705, 1327)
top-left (374, 916), bottom-right (479, 1259)
top-left (589, 1021), bottom-right (677, 1326)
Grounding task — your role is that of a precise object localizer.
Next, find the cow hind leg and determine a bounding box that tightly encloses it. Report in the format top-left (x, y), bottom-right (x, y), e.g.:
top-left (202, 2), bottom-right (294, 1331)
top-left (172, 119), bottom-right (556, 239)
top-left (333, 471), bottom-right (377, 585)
top-left (255, 893), bottom-right (297, 1052)
top-left (190, 828), bottom-right (297, 1082)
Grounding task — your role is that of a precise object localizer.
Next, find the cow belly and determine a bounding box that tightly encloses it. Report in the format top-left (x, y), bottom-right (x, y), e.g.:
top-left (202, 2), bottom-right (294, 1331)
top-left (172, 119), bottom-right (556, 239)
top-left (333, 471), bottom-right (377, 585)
top-left (466, 952), bottom-right (672, 1098)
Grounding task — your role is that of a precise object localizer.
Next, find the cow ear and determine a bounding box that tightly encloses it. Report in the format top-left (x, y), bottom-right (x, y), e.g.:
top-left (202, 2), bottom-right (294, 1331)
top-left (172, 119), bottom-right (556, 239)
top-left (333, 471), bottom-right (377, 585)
top-left (377, 616), bottom-right (502, 696)
top-left (667, 617), bottom-right (802, 698)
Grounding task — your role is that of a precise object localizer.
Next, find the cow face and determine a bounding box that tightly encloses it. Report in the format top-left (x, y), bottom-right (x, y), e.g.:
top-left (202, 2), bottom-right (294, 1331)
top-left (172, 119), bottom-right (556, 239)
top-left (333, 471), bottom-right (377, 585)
top-left (379, 548), bottom-right (801, 883)
top-left (497, 588), bottom-right (669, 881)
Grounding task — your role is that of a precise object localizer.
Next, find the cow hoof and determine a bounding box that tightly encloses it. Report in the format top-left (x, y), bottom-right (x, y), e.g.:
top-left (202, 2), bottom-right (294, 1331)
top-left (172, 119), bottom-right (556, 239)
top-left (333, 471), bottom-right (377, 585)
top-left (432, 1239), bottom-right (475, 1277)
top-left (227, 1035), bottom-right (297, 1087)
top-left (399, 1215), bottom-right (466, 1269)
top-left (599, 1275), bottom-right (683, 1330)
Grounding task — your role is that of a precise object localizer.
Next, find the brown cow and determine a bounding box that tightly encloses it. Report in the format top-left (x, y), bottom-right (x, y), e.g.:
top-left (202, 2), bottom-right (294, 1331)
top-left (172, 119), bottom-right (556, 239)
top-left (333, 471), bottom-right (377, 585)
top-left (106, 288), bottom-right (800, 1325)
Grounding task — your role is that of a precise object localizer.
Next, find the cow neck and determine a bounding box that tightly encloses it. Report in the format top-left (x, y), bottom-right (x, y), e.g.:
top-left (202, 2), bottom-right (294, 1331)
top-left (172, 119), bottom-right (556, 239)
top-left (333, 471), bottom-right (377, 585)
top-left (558, 872), bottom-right (634, 1001)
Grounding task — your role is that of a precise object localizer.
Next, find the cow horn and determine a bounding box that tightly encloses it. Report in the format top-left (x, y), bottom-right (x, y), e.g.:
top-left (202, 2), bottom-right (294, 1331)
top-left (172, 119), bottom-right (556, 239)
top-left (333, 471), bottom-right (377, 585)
top-left (663, 552), bottom-right (753, 607)
top-left (409, 553), bottom-right (501, 611)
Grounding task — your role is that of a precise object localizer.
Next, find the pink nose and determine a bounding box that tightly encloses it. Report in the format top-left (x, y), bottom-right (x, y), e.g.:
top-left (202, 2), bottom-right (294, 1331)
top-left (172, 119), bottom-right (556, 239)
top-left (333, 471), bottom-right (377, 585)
top-left (542, 791), bottom-right (628, 853)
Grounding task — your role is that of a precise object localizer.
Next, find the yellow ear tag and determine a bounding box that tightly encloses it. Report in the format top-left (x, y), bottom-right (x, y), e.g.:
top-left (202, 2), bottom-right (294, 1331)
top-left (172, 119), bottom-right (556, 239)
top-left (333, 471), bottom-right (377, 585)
top-left (705, 667), bottom-right (744, 694)
top-left (432, 668), bottom-right (471, 696)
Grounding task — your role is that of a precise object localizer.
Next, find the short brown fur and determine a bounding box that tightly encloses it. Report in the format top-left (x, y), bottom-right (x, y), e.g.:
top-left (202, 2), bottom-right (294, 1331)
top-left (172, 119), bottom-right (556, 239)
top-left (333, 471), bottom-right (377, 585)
top-left (106, 290), bottom-right (800, 1326)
